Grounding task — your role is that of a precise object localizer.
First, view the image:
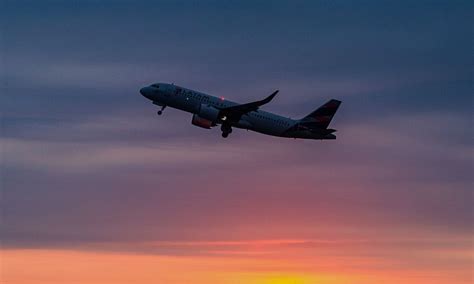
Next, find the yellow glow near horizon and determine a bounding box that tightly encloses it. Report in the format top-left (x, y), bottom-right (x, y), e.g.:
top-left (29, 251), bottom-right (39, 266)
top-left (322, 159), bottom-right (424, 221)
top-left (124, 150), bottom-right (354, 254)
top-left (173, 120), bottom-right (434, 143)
top-left (262, 275), bottom-right (313, 284)
top-left (236, 273), bottom-right (359, 284)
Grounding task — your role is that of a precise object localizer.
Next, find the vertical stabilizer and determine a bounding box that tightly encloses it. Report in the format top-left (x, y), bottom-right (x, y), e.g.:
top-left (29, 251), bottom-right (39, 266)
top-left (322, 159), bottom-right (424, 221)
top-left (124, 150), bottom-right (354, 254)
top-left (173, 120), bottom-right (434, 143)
top-left (300, 99), bottom-right (341, 129)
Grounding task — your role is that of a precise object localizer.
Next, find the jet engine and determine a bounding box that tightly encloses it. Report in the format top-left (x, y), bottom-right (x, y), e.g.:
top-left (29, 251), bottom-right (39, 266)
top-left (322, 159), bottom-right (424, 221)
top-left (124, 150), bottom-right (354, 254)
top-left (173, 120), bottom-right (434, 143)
top-left (191, 104), bottom-right (221, 129)
top-left (192, 114), bottom-right (214, 129)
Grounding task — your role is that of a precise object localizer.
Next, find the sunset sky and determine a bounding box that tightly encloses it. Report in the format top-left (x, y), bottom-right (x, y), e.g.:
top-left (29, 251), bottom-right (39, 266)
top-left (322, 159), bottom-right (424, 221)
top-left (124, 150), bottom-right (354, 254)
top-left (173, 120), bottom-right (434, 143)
top-left (1, 1), bottom-right (472, 283)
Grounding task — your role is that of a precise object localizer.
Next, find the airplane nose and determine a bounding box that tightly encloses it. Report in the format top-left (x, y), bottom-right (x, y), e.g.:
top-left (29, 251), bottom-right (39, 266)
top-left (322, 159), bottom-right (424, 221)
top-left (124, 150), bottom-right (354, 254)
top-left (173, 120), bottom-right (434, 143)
top-left (140, 87), bottom-right (152, 100)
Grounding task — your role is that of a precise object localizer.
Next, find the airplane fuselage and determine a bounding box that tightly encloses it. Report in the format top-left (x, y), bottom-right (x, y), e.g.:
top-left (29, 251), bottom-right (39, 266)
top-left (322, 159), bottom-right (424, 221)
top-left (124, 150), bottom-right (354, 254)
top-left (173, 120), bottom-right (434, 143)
top-left (140, 83), bottom-right (339, 139)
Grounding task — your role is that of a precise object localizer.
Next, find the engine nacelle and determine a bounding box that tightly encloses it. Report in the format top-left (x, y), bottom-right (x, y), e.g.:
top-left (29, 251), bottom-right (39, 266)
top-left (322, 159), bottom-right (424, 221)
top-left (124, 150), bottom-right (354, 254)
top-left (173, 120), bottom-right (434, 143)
top-left (197, 104), bottom-right (220, 121)
top-left (192, 114), bottom-right (214, 129)
top-left (191, 104), bottom-right (221, 129)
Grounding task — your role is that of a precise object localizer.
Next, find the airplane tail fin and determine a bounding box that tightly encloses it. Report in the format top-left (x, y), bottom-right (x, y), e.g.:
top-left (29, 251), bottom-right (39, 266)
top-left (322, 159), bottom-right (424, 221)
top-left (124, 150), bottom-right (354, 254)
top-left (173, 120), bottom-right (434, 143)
top-left (300, 99), bottom-right (341, 129)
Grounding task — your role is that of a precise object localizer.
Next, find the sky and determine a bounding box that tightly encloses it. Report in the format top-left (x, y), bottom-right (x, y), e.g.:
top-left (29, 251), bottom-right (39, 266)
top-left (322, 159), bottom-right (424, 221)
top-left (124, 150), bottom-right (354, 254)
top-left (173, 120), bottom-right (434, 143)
top-left (1, 1), bottom-right (472, 283)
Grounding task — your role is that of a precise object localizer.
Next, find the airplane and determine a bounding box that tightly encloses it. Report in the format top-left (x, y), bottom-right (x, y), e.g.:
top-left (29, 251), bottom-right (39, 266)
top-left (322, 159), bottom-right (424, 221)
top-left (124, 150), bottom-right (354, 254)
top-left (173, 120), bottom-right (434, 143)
top-left (140, 83), bottom-right (341, 139)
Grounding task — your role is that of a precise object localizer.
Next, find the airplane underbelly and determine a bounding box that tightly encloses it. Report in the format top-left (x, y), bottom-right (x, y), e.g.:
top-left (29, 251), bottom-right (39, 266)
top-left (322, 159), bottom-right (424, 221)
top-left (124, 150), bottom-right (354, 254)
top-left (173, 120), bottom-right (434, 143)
top-left (249, 119), bottom-right (285, 137)
top-left (234, 119), bottom-right (252, 129)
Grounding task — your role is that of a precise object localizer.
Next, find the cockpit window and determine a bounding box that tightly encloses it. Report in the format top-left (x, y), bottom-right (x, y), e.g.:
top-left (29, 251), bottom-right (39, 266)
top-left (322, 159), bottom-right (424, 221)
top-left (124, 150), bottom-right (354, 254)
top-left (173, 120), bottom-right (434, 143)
top-left (152, 84), bottom-right (160, 89)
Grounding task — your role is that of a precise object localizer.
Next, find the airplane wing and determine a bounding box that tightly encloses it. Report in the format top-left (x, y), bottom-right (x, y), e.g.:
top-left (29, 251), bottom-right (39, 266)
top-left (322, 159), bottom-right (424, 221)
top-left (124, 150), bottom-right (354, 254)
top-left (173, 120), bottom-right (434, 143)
top-left (219, 90), bottom-right (278, 122)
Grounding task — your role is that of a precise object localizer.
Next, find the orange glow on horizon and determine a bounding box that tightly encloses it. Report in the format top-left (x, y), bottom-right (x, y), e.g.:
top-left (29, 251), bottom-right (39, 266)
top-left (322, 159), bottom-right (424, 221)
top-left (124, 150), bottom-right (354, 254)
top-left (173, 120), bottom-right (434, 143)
top-left (2, 246), bottom-right (471, 284)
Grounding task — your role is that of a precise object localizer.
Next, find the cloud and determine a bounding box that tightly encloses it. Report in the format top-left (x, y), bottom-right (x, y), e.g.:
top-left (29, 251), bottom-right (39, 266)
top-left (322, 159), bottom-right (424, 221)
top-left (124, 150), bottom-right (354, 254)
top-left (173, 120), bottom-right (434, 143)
top-left (2, 229), bottom-right (472, 283)
top-left (2, 137), bottom-right (259, 173)
top-left (2, 111), bottom-right (470, 246)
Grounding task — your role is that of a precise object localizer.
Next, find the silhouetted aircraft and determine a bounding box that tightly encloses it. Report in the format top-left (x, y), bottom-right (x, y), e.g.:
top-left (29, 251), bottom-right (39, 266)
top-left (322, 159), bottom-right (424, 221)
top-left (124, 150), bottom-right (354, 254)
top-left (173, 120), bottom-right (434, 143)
top-left (140, 83), bottom-right (341, 139)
